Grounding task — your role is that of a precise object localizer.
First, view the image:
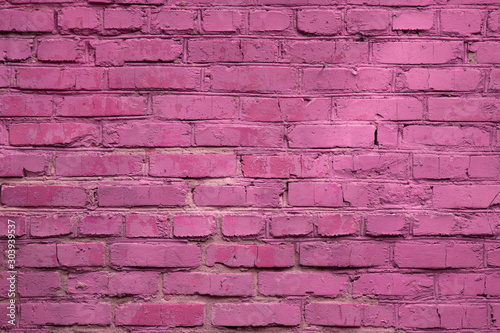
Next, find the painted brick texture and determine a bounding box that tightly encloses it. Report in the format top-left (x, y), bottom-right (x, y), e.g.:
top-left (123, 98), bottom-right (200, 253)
top-left (0, 0), bottom-right (499, 331)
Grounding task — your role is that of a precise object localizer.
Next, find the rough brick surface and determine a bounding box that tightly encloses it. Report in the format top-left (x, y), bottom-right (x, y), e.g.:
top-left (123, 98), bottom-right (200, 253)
top-left (2, 0), bottom-right (498, 330)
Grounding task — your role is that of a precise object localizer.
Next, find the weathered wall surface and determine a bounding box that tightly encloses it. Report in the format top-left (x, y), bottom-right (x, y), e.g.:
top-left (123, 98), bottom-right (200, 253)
top-left (0, 0), bottom-right (499, 331)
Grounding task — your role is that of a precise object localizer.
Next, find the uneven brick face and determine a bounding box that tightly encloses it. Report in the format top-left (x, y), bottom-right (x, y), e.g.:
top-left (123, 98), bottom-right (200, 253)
top-left (3, 0), bottom-right (498, 330)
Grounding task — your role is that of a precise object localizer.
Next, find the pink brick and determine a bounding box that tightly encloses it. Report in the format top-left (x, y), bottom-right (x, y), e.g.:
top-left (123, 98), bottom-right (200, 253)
top-left (0, 67), bottom-right (8, 88)
top-left (241, 97), bottom-right (281, 121)
top-left (189, 39), bottom-right (278, 63)
top-left (30, 215), bottom-right (73, 237)
top-left (441, 10), bottom-right (483, 35)
top-left (288, 182), bottom-right (342, 207)
top-left (363, 305), bottom-right (395, 327)
top-left (116, 303), bottom-right (203, 326)
top-left (347, 9), bottom-right (390, 33)
top-left (37, 39), bottom-right (79, 62)
top-left (56, 152), bottom-right (143, 176)
top-left (398, 305), bottom-right (440, 328)
top-left (377, 122), bottom-right (398, 147)
top-left (246, 183), bottom-right (283, 208)
top-left (335, 97), bottom-right (423, 121)
top-left (280, 97), bottom-right (330, 121)
top-left (400, 304), bottom-right (487, 329)
top-left (365, 214), bottom-right (408, 236)
top-left (0, 215), bottom-right (25, 238)
top-left (21, 302), bottom-right (111, 326)
top-left (16, 67), bottom-right (105, 90)
top-left (78, 215), bottom-right (122, 236)
top-left (317, 214), bottom-right (358, 236)
top-left (59, 7), bottom-right (101, 31)
top-left (0, 9), bottom-right (54, 32)
top-left (0, 38), bottom-right (31, 61)
top-left (413, 154), bottom-right (439, 179)
top-left (58, 95), bottom-right (148, 117)
top-left (300, 242), bottom-right (389, 267)
top-left (104, 8), bottom-right (144, 30)
top-left (109, 67), bottom-right (200, 90)
top-left (207, 244), bottom-right (294, 267)
top-left (98, 183), bottom-right (188, 207)
top-left (470, 156), bottom-right (500, 178)
top-left (395, 242), bottom-right (482, 268)
top-left (221, 215), bottom-right (265, 237)
top-left (297, 10), bottom-right (342, 35)
top-left (270, 214), bottom-right (314, 237)
top-left (195, 125), bottom-right (283, 147)
top-left (10, 123), bottom-right (99, 147)
top-left (397, 68), bottom-right (483, 91)
top-left (439, 274), bottom-right (485, 296)
top-left (353, 273), bottom-right (433, 297)
top-left (2, 185), bottom-right (87, 207)
top-left (259, 272), bottom-right (348, 296)
top-left (109, 272), bottom-right (159, 296)
top-left (439, 155), bottom-right (469, 179)
top-left (303, 68), bottom-right (392, 92)
top-left (241, 155), bottom-right (300, 178)
top-left (488, 11), bottom-right (500, 32)
top-left (343, 183), bottom-right (432, 208)
top-left (193, 185), bottom-right (246, 206)
top-left (103, 122), bottom-right (191, 147)
top-left (17, 244), bottom-right (58, 267)
top-left (301, 153), bottom-right (331, 177)
top-left (18, 271), bottom-right (59, 297)
top-left (0, 153), bottom-right (49, 177)
top-left (373, 41), bottom-right (463, 64)
top-left (306, 303), bottom-right (362, 326)
top-left (125, 214), bottom-right (167, 238)
top-left (67, 272), bottom-right (108, 295)
top-left (210, 66), bottom-right (296, 93)
top-left (428, 97), bottom-right (500, 121)
top-left (152, 9), bottom-right (197, 32)
top-left (57, 243), bottom-right (105, 267)
top-left (154, 95), bottom-right (238, 120)
top-left (284, 41), bottom-right (368, 64)
top-left (110, 243), bottom-right (201, 268)
top-left (96, 39), bottom-right (182, 65)
top-left (164, 272), bottom-right (252, 296)
top-left (487, 245), bottom-right (500, 267)
top-left (434, 185), bottom-right (500, 209)
top-left (469, 42), bottom-right (500, 63)
top-left (173, 215), bottom-right (216, 238)
top-left (393, 10), bottom-right (435, 30)
top-left (250, 10), bottom-right (291, 32)
top-left (202, 10), bottom-right (244, 32)
top-left (490, 69), bottom-right (500, 90)
top-left (150, 153), bottom-right (235, 177)
top-left (288, 125), bottom-right (375, 148)
top-left (213, 303), bottom-right (300, 327)
top-left (352, 153), bottom-right (410, 179)
top-left (402, 126), bottom-right (490, 147)
top-left (0, 94), bottom-right (53, 117)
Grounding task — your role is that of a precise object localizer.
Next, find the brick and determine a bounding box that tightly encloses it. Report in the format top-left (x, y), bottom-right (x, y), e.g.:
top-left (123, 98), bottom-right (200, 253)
top-left (414, 214), bottom-right (493, 237)
top-left (347, 9), bottom-right (390, 33)
top-left (17, 244), bottom-right (58, 268)
top-left (0, 39), bottom-right (31, 61)
top-left (300, 242), bottom-right (389, 267)
top-left (303, 68), bottom-right (392, 92)
top-left (469, 156), bottom-right (500, 178)
top-left (56, 152), bottom-right (143, 176)
top-left (396, 68), bottom-right (483, 91)
top-left (16, 67), bottom-right (105, 90)
top-left (428, 97), bottom-right (500, 121)
top-left (250, 10), bottom-right (291, 32)
top-left (284, 41), bottom-right (368, 64)
top-left (0, 215), bottom-right (26, 238)
top-left (288, 182), bottom-right (342, 207)
top-left (2, 185), bottom-right (87, 207)
top-left (441, 10), bottom-right (482, 35)
top-left (469, 42), bottom-right (500, 63)
top-left (202, 10), bottom-right (244, 32)
top-left (164, 272), bottom-right (252, 296)
top-left (434, 185), bottom-right (500, 208)
top-left (221, 215), bottom-right (265, 237)
top-left (110, 243), bottom-right (201, 268)
top-left (297, 10), bottom-right (342, 35)
top-left (343, 183), bottom-right (432, 208)
top-left (317, 214), bottom-right (359, 236)
top-left (0, 153), bottom-right (49, 177)
top-left (439, 155), bottom-right (469, 179)
top-left (18, 271), bottom-right (60, 297)
top-left (241, 155), bottom-right (300, 178)
top-left (189, 39), bottom-right (278, 63)
top-left (98, 183), bottom-right (188, 207)
top-left (438, 273), bottom-right (485, 296)
top-left (246, 183), bottom-right (283, 208)
top-left (210, 66), bottom-right (296, 92)
top-left (0, 9), bottom-right (53, 32)
top-left (0, 94), bottom-right (53, 117)
top-left (37, 40), bottom-right (79, 62)
top-left (125, 214), bottom-right (167, 238)
top-left (30, 215), bottom-right (73, 237)
top-left (59, 7), bottom-right (101, 31)
top-left (150, 153), bottom-right (236, 177)
top-left (399, 304), bottom-right (487, 329)
top-left (351, 153), bottom-right (411, 179)
top-left (241, 97), bottom-right (281, 121)
top-left (207, 244), bottom-right (294, 267)
top-left (280, 97), bottom-right (330, 121)
top-left (393, 10), bottom-right (435, 30)
top-left (413, 154), bottom-right (438, 179)
top-left (373, 41), bottom-right (463, 64)
top-left (57, 243), bottom-right (105, 267)
top-left (487, 245), bottom-right (500, 267)
top-left (213, 303), bottom-right (300, 327)
top-left (154, 95), bottom-right (238, 120)
top-left (116, 303), bottom-right (203, 326)
top-left (288, 125), bottom-right (375, 148)
top-left (490, 69), bottom-right (500, 90)
top-left (152, 10), bottom-right (197, 32)
top-left (193, 185), bottom-right (246, 206)
top-left (58, 95), bottom-right (147, 117)
top-left (103, 122), bottom-right (191, 147)
top-left (10, 123), bottom-right (99, 147)
top-left (395, 242), bottom-right (482, 268)
top-left (96, 39), bottom-right (182, 65)
top-left (270, 214), bottom-right (314, 237)
top-left (377, 122), bottom-right (398, 147)
top-left (363, 305), bottom-right (395, 327)
top-left (365, 214), bottom-right (408, 236)
top-left (78, 215), bottom-right (122, 236)
top-left (173, 215), bottom-right (216, 238)
top-left (402, 126), bottom-right (490, 147)
top-left (0, 67), bottom-right (9, 88)
top-left (195, 125), bottom-right (283, 147)
top-left (353, 273), bottom-right (433, 297)
top-left (109, 67), bottom-right (200, 90)
top-left (104, 8), bottom-right (145, 30)
top-left (335, 97), bottom-right (423, 121)
top-left (488, 11), bottom-right (500, 33)
top-left (21, 302), bottom-right (111, 326)
top-left (306, 303), bottom-right (362, 326)
top-left (109, 272), bottom-right (159, 296)
top-left (259, 272), bottom-right (348, 296)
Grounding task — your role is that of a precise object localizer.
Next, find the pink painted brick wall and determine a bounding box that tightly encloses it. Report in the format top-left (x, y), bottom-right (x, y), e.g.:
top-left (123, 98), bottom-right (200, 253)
top-left (0, 0), bottom-right (499, 331)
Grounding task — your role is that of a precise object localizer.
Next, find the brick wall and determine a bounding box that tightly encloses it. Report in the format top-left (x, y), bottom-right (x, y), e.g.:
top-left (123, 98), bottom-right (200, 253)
top-left (1, 0), bottom-right (500, 331)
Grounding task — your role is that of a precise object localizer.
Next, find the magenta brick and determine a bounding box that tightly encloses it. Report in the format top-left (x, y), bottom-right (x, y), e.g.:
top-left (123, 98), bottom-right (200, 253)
top-left (18, 271), bottom-right (60, 297)
top-left (154, 95), bottom-right (238, 120)
top-left (335, 97), bottom-right (423, 121)
top-left (353, 273), bottom-right (433, 298)
top-left (259, 272), bottom-right (348, 296)
top-left (0, 153), bottom-right (49, 177)
top-left (213, 303), bottom-right (300, 327)
top-left (0, 215), bottom-right (25, 238)
top-left (125, 214), bottom-right (166, 238)
top-left (469, 156), bottom-right (500, 178)
top-left (393, 10), bottom-right (435, 30)
top-left (189, 39), bottom-right (278, 63)
top-left (0, 38), bottom-right (31, 61)
top-left (439, 273), bottom-right (485, 296)
top-left (59, 7), bottom-right (101, 31)
top-left (241, 97), bottom-right (280, 122)
top-left (377, 122), bottom-right (398, 147)
top-left (17, 244), bottom-right (58, 267)
top-left (343, 183), bottom-right (432, 208)
top-left (21, 302), bottom-right (111, 326)
top-left (489, 11), bottom-right (500, 32)
top-left (280, 97), bottom-right (330, 121)
top-left (109, 67), bottom-right (200, 90)
top-left (109, 272), bottom-right (159, 296)
top-left (110, 243), bottom-right (201, 267)
top-left (397, 68), bottom-right (483, 91)
top-left (37, 39), bottom-right (79, 62)
top-left (78, 214), bottom-right (122, 236)
top-left (306, 303), bottom-right (362, 326)
top-left (300, 242), bottom-right (389, 267)
top-left (104, 122), bottom-right (190, 147)
top-left (402, 125), bottom-right (490, 147)
top-left (413, 154), bottom-right (438, 179)
top-left (317, 214), bottom-right (359, 236)
top-left (434, 185), bottom-right (500, 208)
top-left (221, 215), bottom-right (264, 237)
top-left (173, 215), bottom-right (216, 238)
top-left (490, 69), bottom-right (500, 90)
top-left (202, 10), bottom-right (244, 32)
top-left (303, 67), bottom-right (392, 92)
top-left (57, 95), bottom-right (147, 117)
top-left (487, 245), bottom-right (500, 267)
top-left (0, 67), bottom-right (9, 88)
top-left (250, 10), bottom-right (291, 32)
top-left (288, 182), bottom-right (342, 207)
top-left (207, 244), bottom-right (294, 268)
top-left (57, 243), bottom-right (105, 267)
top-left (152, 9), bottom-right (198, 32)
top-left (347, 9), bottom-right (390, 33)
top-left (469, 42), bottom-right (500, 63)
top-left (98, 183), bottom-right (188, 207)
top-left (0, 94), bottom-right (53, 117)
top-left (351, 153), bottom-right (410, 179)
top-left (96, 39), bottom-right (182, 65)
top-left (428, 97), bottom-right (500, 121)
top-left (164, 272), bottom-right (252, 296)
top-left (297, 10), bottom-right (342, 35)
top-left (241, 155), bottom-right (300, 178)
top-left (413, 214), bottom-right (493, 237)
top-left (116, 303), bottom-right (203, 326)
top-left (2, 185), bottom-right (87, 207)
top-left (288, 125), bottom-right (375, 148)
top-left (395, 242), bottom-right (482, 268)
top-left (399, 304), bottom-right (487, 329)
top-left (246, 183), bottom-right (283, 208)
top-left (441, 9), bottom-right (483, 35)
top-left (67, 272), bottom-right (108, 295)
top-left (193, 185), bottom-right (246, 206)
top-left (195, 124), bottom-right (283, 147)
top-left (104, 8), bottom-right (144, 30)
top-left (373, 41), bottom-right (463, 64)
top-left (16, 67), bottom-right (105, 90)
top-left (150, 153), bottom-right (235, 178)
top-left (30, 214), bottom-right (73, 237)
top-left (56, 152), bottom-right (143, 176)
top-left (270, 214), bottom-right (314, 237)
top-left (363, 305), bottom-right (395, 327)
top-left (284, 41), bottom-right (368, 64)
top-left (0, 9), bottom-right (53, 32)
top-left (10, 123), bottom-right (99, 147)
top-left (365, 214), bottom-right (408, 236)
